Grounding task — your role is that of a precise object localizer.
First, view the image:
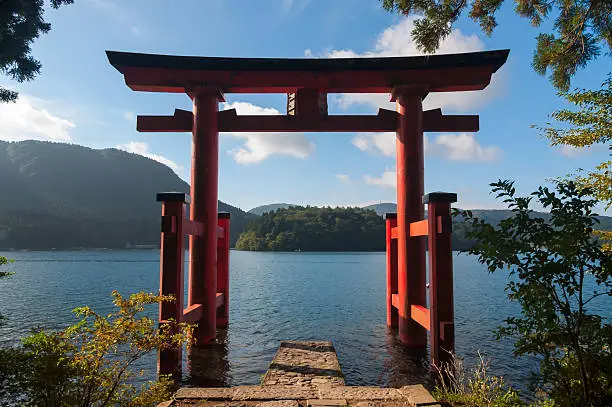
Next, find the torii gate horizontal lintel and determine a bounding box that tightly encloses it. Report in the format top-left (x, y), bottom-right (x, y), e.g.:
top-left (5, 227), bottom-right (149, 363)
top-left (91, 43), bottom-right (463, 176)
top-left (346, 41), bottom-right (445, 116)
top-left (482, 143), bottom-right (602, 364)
top-left (136, 107), bottom-right (479, 133)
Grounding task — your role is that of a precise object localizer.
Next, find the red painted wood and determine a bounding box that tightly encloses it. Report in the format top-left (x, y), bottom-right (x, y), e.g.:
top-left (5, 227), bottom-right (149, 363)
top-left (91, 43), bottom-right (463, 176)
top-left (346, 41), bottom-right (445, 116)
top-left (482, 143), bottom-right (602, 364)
top-left (216, 215), bottom-right (230, 327)
top-left (391, 227), bottom-right (398, 240)
top-left (409, 219), bottom-right (429, 237)
top-left (410, 305), bottom-right (431, 331)
top-left (215, 292), bottom-right (225, 309)
top-left (121, 65), bottom-right (496, 94)
top-left (391, 294), bottom-right (400, 310)
top-left (182, 303), bottom-right (204, 324)
top-left (386, 216), bottom-right (398, 327)
top-left (427, 201), bottom-right (455, 369)
top-left (396, 88), bottom-right (427, 347)
top-left (157, 200), bottom-right (186, 378)
top-left (137, 108), bottom-right (477, 133)
top-left (137, 109), bottom-right (192, 132)
top-left (182, 219), bottom-right (204, 236)
top-left (188, 89), bottom-right (220, 344)
top-left (217, 108), bottom-right (398, 132)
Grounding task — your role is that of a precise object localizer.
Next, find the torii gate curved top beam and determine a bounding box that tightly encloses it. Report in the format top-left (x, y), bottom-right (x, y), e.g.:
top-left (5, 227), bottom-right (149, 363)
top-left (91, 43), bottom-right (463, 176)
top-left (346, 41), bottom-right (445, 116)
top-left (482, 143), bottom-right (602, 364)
top-left (106, 49), bottom-right (508, 94)
top-left (106, 49), bottom-right (509, 367)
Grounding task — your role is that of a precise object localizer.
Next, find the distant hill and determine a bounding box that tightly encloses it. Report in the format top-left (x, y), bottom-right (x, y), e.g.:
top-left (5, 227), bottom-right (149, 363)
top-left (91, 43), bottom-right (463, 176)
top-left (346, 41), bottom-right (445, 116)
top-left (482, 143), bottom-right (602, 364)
top-left (236, 202), bottom-right (612, 252)
top-left (362, 203), bottom-right (397, 216)
top-left (363, 203), bottom-right (612, 230)
top-left (0, 141), bottom-right (253, 249)
top-left (237, 206), bottom-right (385, 251)
top-left (248, 203), bottom-right (295, 216)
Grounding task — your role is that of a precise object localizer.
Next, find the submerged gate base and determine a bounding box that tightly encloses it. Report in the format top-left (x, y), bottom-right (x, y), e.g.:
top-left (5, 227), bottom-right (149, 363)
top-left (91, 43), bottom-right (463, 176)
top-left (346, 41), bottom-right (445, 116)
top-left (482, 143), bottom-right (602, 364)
top-left (159, 340), bottom-right (441, 407)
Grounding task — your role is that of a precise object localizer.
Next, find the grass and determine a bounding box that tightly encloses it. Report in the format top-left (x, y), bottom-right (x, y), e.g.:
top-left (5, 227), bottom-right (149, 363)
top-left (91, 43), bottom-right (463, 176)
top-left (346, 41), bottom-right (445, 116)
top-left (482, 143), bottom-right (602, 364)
top-left (432, 352), bottom-right (554, 407)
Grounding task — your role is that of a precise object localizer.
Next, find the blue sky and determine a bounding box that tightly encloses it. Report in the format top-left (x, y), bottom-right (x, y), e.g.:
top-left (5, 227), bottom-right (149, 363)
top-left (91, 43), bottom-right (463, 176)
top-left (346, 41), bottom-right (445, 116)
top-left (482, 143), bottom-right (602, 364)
top-left (1, 0), bottom-right (610, 213)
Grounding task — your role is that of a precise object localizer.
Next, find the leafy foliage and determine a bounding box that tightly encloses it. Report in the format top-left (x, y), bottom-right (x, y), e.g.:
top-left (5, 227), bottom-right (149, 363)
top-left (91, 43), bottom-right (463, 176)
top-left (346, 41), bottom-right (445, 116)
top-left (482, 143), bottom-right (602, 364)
top-left (380, 0), bottom-right (612, 91)
top-left (534, 74), bottom-right (612, 209)
top-left (236, 206), bottom-right (387, 251)
top-left (433, 352), bottom-right (553, 407)
top-left (0, 291), bottom-right (193, 406)
top-left (0, 0), bottom-right (74, 102)
top-left (455, 180), bottom-right (612, 407)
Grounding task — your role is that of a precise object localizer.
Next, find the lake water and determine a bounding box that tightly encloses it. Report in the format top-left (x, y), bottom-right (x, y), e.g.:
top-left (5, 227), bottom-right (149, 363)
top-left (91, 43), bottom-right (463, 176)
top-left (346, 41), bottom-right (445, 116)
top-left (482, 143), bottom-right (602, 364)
top-left (0, 250), bottom-right (581, 392)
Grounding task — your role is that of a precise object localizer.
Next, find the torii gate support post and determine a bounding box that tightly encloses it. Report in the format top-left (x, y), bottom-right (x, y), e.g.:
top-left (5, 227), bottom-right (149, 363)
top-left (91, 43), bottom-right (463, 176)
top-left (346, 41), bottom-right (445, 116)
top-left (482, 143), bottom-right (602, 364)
top-left (385, 213), bottom-right (398, 328)
top-left (395, 86), bottom-right (428, 348)
top-left (189, 88), bottom-right (222, 344)
top-left (157, 192), bottom-right (188, 379)
top-left (425, 192), bottom-right (457, 370)
top-left (216, 213), bottom-right (230, 327)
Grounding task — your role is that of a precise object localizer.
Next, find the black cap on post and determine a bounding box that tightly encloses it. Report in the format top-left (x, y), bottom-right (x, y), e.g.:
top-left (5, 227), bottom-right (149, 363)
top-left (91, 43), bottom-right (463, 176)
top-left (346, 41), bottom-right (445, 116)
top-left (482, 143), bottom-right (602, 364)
top-left (218, 212), bottom-right (231, 219)
top-left (385, 213), bottom-right (397, 220)
top-left (156, 192), bottom-right (191, 204)
top-left (422, 192), bottom-right (457, 204)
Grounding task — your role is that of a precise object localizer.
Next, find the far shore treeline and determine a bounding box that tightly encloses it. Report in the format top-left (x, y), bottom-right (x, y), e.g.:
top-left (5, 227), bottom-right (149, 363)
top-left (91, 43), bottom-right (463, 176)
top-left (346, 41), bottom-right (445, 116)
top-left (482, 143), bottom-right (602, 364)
top-left (1, 141), bottom-right (611, 252)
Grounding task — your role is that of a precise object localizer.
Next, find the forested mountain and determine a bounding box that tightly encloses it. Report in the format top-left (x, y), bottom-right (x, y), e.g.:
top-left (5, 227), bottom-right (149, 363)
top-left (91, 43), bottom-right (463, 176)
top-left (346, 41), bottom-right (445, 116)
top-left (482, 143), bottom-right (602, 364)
top-left (236, 206), bottom-right (386, 251)
top-left (362, 203), bottom-right (397, 216)
top-left (248, 203), bottom-right (294, 216)
top-left (235, 204), bottom-right (612, 252)
top-left (0, 141), bottom-right (253, 249)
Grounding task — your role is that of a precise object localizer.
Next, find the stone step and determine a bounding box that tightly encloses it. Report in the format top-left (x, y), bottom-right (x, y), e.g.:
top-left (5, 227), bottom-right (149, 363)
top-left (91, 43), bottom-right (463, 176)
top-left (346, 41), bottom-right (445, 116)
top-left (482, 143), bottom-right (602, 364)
top-left (262, 341), bottom-right (345, 388)
top-left (169, 384), bottom-right (439, 406)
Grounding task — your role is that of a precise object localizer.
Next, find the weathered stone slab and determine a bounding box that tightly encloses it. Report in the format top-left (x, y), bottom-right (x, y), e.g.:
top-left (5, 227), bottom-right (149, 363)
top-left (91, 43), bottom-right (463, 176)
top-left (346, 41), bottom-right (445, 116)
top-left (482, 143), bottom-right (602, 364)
top-left (232, 385), bottom-right (318, 401)
top-left (175, 387), bottom-right (233, 400)
top-left (307, 399), bottom-right (347, 406)
top-left (156, 401), bottom-right (174, 407)
top-left (317, 385), bottom-right (405, 401)
top-left (399, 385), bottom-right (440, 406)
top-left (263, 341), bottom-right (345, 388)
top-left (255, 401), bottom-right (300, 407)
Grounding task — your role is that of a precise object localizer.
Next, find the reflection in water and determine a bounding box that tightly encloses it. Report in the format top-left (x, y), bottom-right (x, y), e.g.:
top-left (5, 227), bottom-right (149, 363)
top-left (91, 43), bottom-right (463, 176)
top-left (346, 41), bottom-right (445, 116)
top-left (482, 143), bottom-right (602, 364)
top-left (380, 328), bottom-right (430, 388)
top-left (185, 328), bottom-right (230, 387)
top-left (183, 325), bottom-right (433, 389)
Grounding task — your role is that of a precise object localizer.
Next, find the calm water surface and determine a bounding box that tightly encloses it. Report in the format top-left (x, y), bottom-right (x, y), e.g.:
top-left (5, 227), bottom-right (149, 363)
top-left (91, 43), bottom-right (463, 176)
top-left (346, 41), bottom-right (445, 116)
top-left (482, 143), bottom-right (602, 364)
top-left (1, 250), bottom-right (588, 392)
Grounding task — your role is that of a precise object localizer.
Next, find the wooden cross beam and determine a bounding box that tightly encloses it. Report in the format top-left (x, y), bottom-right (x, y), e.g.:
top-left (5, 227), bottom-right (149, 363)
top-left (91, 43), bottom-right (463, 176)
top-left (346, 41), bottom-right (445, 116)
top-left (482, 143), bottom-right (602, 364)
top-left (136, 108), bottom-right (478, 133)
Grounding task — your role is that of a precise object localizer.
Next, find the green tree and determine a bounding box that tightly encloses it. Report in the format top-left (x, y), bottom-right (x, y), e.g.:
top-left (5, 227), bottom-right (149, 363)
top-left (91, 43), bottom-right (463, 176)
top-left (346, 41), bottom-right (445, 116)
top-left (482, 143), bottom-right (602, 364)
top-left (1, 0), bottom-right (74, 103)
top-left (380, 0), bottom-right (612, 91)
top-left (535, 74), bottom-right (612, 206)
top-left (455, 180), bottom-right (612, 406)
top-left (534, 74), bottom-right (612, 250)
top-left (0, 290), bottom-right (193, 406)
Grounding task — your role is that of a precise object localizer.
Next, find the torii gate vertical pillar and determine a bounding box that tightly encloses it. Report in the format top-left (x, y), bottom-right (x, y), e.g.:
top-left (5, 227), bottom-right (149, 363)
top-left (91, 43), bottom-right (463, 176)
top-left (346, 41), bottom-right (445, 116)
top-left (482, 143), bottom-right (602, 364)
top-left (395, 86), bottom-right (428, 348)
top-left (189, 88), bottom-right (222, 344)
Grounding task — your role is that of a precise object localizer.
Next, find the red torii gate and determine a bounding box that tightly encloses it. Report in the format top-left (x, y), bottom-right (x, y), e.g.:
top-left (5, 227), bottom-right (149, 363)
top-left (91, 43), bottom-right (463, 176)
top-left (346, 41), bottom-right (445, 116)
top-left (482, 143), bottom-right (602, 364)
top-left (107, 49), bottom-right (508, 377)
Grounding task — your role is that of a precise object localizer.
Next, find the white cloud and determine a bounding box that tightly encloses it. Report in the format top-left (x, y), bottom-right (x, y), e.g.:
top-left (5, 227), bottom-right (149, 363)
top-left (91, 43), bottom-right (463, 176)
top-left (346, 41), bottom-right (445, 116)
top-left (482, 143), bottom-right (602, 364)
top-left (221, 102), bottom-right (315, 164)
top-left (429, 133), bottom-right (502, 161)
top-left (336, 174), bottom-right (351, 183)
top-left (558, 145), bottom-right (587, 157)
top-left (352, 132), bottom-right (396, 156)
top-left (116, 141), bottom-right (181, 172)
top-left (86, 0), bottom-right (143, 37)
top-left (364, 170), bottom-right (397, 189)
top-left (322, 18), bottom-right (504, 113)
top-left (352, 132), bottom-right (501, 162)
top-left (123, 111), bottom-right (135, 121)
top-left (280, 0), bottom-right (310, 16)
top-left (0, 95), bottom-right (75, 142)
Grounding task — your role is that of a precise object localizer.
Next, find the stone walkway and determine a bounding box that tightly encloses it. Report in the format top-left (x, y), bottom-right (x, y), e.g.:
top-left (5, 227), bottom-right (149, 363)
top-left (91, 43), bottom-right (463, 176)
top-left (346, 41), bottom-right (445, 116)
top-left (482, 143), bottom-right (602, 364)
top-left (156, 340), bottom-right (442, 407)
top-left (262, 341), bottom-right (345, 388)
top-left (163, 384), bottom-right (441, 406)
